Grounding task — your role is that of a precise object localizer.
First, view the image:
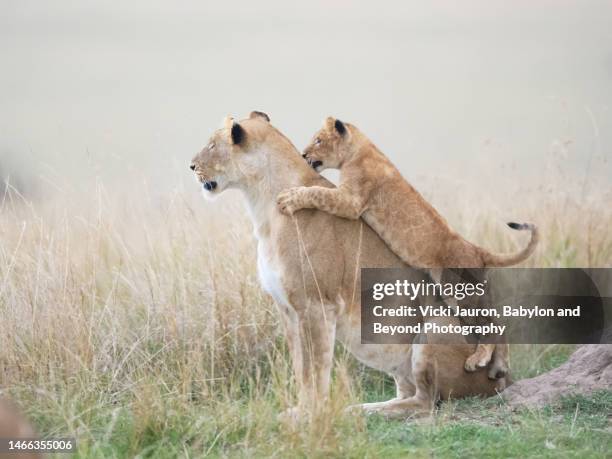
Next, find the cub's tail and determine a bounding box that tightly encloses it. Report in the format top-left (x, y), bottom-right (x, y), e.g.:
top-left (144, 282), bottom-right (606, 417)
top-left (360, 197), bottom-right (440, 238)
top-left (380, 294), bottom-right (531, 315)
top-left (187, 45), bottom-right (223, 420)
top-left (482, 222), bottom-right (539, 267)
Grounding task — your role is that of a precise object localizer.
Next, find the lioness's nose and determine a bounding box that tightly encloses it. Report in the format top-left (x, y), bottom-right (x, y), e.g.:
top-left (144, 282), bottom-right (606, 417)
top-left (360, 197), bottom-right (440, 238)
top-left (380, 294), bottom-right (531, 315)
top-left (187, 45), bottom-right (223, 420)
top-left (190, 163), bottom-right (196, 171)
top-left (302, 153), bottom-right (307, 158)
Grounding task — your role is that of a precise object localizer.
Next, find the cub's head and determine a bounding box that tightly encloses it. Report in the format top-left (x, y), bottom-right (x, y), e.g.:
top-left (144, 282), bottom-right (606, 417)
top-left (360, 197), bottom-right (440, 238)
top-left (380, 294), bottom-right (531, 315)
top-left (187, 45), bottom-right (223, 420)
top-left (190, 111), bottom-right (271, 199)
top-left (302, 117), bottom-right (350, 172)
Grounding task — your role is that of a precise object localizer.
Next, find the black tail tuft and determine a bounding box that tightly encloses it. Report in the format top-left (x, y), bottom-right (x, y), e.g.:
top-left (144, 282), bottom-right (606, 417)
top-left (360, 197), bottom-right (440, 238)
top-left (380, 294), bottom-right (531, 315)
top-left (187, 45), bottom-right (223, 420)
top-left (507, 222), bottom-right (524, 230)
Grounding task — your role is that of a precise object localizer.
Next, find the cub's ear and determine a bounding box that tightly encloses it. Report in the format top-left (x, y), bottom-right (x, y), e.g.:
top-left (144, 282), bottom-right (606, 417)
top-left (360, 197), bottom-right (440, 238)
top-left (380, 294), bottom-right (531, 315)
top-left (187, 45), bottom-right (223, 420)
top-left (249, 111), bottom-right (270, 122)
top-left (324, 117), bottom-right (346, 135)
top-left (334, 119), bottom-right (346, 135)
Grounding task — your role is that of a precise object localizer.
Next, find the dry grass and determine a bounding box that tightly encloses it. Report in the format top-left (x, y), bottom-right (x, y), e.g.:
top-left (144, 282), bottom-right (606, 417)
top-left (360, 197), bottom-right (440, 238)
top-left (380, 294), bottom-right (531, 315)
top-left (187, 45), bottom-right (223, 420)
top-left (0, 162), bottom-right (610, 456)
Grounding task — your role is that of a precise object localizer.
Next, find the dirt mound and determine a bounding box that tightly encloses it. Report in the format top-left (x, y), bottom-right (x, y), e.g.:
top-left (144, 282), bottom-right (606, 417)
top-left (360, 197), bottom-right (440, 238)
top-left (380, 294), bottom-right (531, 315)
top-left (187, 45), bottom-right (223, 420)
top-left (503, 345), bottom-right (612, 407)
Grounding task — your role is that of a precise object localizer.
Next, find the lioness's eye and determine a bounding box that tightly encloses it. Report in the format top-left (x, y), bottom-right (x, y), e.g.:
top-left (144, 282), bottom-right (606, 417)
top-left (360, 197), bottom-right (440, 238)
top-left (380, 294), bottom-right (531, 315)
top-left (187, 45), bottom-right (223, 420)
top-left (208, 143), bottom-right (215, 150)
top-left (314, 138), bottom-right (321, 145)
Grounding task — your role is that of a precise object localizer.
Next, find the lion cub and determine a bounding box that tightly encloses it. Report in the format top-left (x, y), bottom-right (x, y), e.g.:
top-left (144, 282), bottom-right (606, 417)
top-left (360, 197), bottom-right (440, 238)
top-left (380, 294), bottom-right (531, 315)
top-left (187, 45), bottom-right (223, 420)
top-left (277, 117), bottom-right (539, 378)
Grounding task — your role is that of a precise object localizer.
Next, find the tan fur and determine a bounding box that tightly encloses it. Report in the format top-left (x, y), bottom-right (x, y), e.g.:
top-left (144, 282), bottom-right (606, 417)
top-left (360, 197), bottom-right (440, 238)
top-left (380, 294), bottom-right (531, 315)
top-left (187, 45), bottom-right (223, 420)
top-left (191, 112), bottom-right (508, 420)
top-left (0, 398), bottom-right (41, 459)
top-left (277, 118), bottom-right (539, 378)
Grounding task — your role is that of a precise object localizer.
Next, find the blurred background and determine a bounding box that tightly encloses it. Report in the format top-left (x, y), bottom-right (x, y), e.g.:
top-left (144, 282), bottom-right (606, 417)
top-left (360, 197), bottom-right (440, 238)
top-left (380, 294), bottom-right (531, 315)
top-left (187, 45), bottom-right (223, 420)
top-left (1, 0), bottom-right (610, 200)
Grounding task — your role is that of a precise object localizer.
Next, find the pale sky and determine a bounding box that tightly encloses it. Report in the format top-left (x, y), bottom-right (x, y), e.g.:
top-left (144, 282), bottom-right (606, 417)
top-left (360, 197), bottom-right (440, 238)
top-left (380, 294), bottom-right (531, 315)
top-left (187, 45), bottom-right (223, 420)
top-left (1, 0), bottom-right (611, 195)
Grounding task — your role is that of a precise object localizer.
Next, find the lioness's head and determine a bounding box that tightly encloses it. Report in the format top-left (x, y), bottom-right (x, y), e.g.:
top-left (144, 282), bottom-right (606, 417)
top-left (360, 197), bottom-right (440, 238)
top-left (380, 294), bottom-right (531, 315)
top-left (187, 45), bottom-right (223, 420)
top-left (302, 117), bottom-right (351, 172)
top-left (190, 111), bottom-right (272, 199)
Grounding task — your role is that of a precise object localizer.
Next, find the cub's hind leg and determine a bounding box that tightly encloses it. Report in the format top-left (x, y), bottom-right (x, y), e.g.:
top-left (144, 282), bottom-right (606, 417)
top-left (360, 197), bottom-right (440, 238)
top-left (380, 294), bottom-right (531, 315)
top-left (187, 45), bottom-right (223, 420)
top-left (464, 344), bottom-right (495, 372)
top-left (464, 341), bottom-right (510, 379)
top-left (437, 267), bottom-right (510, 379)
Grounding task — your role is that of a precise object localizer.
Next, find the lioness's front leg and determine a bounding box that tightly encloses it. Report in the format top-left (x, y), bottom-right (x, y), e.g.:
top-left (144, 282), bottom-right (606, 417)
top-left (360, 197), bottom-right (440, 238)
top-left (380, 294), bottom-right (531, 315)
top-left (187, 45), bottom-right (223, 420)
top-left (278, 301), bottom-right (337, 421)
top-left (277, 186), bottom-right (365, 219)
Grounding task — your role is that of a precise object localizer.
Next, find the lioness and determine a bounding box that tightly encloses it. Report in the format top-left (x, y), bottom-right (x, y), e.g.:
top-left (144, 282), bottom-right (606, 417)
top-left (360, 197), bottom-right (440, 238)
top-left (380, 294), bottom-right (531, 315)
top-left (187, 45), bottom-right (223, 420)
top-left (276, 117), bottom-right (539, 378)
top-left (190, 112), bottom-right (508, 420)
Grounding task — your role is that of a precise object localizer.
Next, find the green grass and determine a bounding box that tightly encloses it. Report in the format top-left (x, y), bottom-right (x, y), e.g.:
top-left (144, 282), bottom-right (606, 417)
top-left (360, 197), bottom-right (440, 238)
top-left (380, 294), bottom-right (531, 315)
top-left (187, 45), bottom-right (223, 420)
top-left (363, 390), bottom-right (612, 459)
top-left (17, 351), bottom-right (611, 458)
top-left (28, 379), bottom-right (611, 458)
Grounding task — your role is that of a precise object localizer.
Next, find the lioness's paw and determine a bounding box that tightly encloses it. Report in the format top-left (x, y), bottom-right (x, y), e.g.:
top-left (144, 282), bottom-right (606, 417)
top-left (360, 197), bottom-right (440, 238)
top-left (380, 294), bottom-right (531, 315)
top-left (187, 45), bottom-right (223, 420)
top-left (277, 188), bottom-right (303, 215)
top-left (344, 404), bottom-right (366, 415)
top-left (345, 403), bottom-right (385, 419)
top-left (345, 400), bottom-right (430, 420)
top-left (278, 406), bottom-right (306, 425)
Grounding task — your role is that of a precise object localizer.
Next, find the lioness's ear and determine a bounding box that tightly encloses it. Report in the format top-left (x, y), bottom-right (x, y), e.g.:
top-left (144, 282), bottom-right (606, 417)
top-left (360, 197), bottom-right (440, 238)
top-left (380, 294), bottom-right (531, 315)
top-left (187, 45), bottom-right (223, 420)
top-left (324, 116), bottom-right (336, 131)
top-left (334, 119), bottom-right (346, 135)
top-left (223, 116), bottom-right (245, 145)
top-left (223, 115), bottom-right (234, 131)
top-left (231, 122), bottom-right (244, 144)
top-left (249, 111), bottom-right (270, 122)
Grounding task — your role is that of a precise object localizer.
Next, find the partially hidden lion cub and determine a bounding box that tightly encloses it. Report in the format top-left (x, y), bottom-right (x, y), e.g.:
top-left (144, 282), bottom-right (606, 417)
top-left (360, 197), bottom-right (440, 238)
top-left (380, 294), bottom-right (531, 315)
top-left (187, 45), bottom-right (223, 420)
top-left (0, 398), bottom-right (41, 459)
top-left (277, 117), bottom-right (539, 378)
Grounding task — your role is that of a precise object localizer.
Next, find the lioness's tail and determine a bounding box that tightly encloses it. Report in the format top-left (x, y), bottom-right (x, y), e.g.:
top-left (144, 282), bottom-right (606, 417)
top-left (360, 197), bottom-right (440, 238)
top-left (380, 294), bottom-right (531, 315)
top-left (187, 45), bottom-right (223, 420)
top-left (482, 222), bottom-right (539, 267)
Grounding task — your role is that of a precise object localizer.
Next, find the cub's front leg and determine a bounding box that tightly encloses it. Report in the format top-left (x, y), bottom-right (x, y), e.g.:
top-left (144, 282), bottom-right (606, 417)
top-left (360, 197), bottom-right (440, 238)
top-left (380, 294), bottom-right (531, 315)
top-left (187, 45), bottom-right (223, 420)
top-left (277, 186), bottom-right (365, 219)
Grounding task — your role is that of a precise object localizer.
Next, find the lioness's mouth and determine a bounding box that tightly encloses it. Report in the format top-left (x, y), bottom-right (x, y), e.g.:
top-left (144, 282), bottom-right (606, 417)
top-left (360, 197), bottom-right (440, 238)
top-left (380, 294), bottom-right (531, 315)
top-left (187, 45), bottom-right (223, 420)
top-left (202, 180), bottom-right (218, 191)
